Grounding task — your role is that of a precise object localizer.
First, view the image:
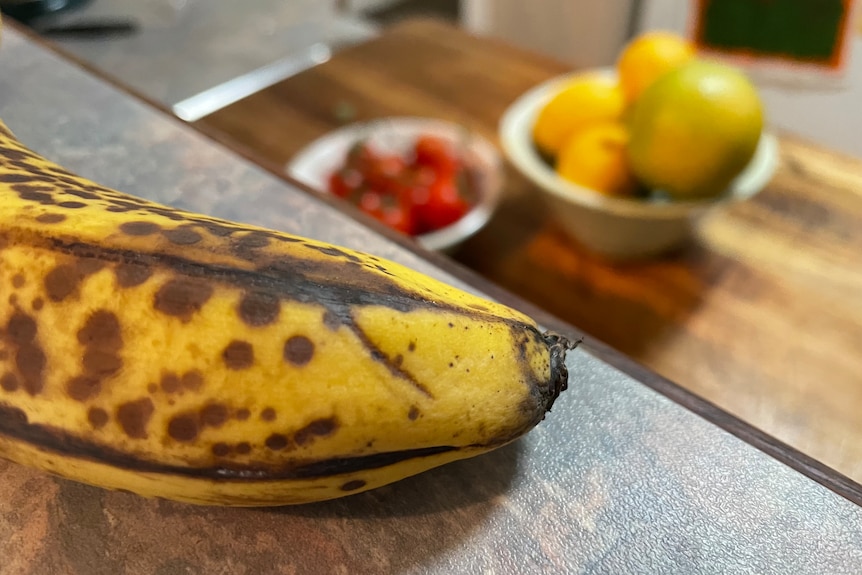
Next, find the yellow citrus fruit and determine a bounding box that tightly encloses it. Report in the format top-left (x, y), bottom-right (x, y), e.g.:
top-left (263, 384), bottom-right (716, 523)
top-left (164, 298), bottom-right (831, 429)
top-left (532, 72), bottom-right (625, 158)
top-left (556, 122), bottom-right (639, 197)
top-left (617, 31), bottom-right (695, 103)
top-left (626, 59), bottom-right (764, 200)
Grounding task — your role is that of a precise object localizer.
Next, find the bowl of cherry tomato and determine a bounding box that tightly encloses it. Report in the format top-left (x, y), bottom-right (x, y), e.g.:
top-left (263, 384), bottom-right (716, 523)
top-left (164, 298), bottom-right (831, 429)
top-left (286, 117), bottom-right (503, 252)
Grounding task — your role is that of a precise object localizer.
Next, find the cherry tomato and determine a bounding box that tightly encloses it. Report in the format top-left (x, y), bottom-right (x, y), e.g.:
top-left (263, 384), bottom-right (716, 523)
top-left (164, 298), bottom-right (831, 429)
top-left (345, 140), bottom-right (379, 171)
top-left (365, 154), bottom-right (407, 193)
top-left (417, 176), bottom-right (470, 232)
top-left (398, 165), bottom-right (436, 206)
top-left (414, 135), bottom-right (459, 175)
top-left (328, 168), bottom-right (363, 198)
top-left (377, 201), bottom-right (415, 235)
top-left (355, 189), bottom-right (382, 212)
top-left (353, 190), bottom-right (415, 235)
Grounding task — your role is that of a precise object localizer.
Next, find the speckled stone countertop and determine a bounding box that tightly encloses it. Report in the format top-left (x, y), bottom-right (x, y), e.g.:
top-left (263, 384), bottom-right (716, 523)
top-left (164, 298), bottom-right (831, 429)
top-left (0, 28), bottom-right (861, 575)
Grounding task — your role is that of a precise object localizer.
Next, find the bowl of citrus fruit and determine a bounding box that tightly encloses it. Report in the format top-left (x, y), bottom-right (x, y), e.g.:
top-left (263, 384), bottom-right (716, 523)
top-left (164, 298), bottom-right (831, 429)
top-left (288, 117), bottom-right (502, 253)
top-left (500, 30), bottom-right (778, 260)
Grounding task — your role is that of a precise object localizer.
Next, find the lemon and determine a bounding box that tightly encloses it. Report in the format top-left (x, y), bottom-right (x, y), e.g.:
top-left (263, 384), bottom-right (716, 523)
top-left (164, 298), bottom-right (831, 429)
top-left (617, 31), bottom-right (695, 104)
top-left (556, 121), bottom-right (639, 197)
top-left (626, 59), bottom-right (764, 200)
top-left (532, 72), bottom-right (625, 158)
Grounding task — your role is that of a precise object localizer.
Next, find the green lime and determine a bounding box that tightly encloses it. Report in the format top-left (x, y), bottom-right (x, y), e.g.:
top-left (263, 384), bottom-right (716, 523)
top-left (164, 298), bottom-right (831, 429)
top-left (627, 59), bottom-right (764, 200)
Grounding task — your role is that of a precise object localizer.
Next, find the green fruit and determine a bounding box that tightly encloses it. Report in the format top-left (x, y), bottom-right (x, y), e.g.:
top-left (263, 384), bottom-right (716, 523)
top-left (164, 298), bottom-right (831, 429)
top-left (626, 59), bottom-right (764, 200)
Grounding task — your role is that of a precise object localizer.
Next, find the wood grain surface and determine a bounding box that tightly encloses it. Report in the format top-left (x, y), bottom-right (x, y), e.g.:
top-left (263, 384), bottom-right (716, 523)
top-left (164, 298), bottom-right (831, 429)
top-left (196, 18), bottom-right (862, 484)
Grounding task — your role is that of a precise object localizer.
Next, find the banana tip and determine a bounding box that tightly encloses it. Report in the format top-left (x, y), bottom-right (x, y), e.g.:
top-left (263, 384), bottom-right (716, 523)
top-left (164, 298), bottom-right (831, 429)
top-left (543, 331), bottom-right (582, 413)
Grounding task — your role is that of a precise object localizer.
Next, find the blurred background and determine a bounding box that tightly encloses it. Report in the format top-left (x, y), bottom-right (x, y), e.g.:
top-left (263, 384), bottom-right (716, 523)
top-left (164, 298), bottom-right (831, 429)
top-left (3, 0), bottom-right (860, 157)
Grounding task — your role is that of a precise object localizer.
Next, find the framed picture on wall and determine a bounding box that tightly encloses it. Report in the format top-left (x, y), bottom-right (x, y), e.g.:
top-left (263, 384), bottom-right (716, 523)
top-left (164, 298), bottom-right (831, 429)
top-left (690, 0), bottom-right (859, 83)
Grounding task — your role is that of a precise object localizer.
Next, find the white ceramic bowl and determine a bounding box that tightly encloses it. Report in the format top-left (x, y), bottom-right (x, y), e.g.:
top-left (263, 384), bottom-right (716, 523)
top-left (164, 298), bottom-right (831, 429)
top-left (287, 117), bottom-right (503, 253)
top-left (499, 70), bottom-right (779, 260)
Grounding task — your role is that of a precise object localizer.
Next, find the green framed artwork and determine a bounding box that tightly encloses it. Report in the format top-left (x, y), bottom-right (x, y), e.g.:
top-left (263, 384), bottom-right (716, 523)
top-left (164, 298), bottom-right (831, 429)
top-left (691, 0), bottom-right (857, 73)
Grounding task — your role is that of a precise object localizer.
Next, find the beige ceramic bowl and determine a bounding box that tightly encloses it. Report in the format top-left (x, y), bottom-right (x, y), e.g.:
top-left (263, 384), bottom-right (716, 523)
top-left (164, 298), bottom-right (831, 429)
top-left (499, 70), bottom-right (779, 260)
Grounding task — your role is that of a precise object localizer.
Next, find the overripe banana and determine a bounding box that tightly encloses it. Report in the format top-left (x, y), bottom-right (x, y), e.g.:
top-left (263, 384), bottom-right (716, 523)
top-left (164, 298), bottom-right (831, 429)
top-left (0, 120), bottom-right (574, 506)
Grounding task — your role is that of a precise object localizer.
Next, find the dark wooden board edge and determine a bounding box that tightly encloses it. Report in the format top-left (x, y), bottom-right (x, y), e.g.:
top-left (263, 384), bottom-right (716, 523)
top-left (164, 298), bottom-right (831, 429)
top-left (9, 18), bottom-right (862, 509)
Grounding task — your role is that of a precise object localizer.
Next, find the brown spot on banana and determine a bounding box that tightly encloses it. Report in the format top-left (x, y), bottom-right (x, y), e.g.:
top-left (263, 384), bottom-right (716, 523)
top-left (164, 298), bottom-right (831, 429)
top-left (43, 266), bottom-right (75, 301)
top-left (160, 372), bottom-right (181, 394)
top-left (161, 371), bottom-right (204, 394)
top-left (1, 372), bottom-right (18, 392)
top-left (87, 407), bottom-right (109, 429)
top-left (0, 144), bottom-right (35, 160)
top-left (233, 232), bottom-right (271, 250)
top-left (167, 415), bottom-right (198, 442)
top-left (162, 226), bottom-right (202, 245)
top-left (119, 221), bottom-right (161, 236)
top-left (13, 190), bottom-right (51, 205)
top-left (114, 262), bottom-right (152, 288)
top-left (265, 434), bottom-right (289, 451)
top-left (293, 417), bottom-right (338, 446)
top-left (7, 311), bottom-right (36, 342)
top-left (78, 310), bottom-right (123, 378)
top-left (65, 310), bottom-right (124, 401)
top-left (116, 398), bottom-right (155, 439)
top-left (3, 311), bottom-right (46, 395)
top-left (0, 172), bottom-right (44, 184)
top-left (34, 213), bottom-right (67, 224)
top-left (237, 291), bottom-right (280, 326)
top-left (57, 201), bottom-right (86, 209)
top-left (196, 221), bottom-right (237, 237)
top-left (340, 479), bottom-right (367, 492)
top-left (230, 231), bottom-right (271, 261)
top-left (182, 371), bottom-right (204, 391)
top-left (67, 377), bottom-right (101, 402)
top-left (200, 403), bottom-right (229, 428)
top-left (77, 310), bottom-right (122, 350)
top-left (222, 340), bottom-right (254, 370)
top-left (283, 335), bottom-right (314, 366)
top-left (44, 258), bottom-right (104, 302)
top-left (153, 278), bottom-right (214, 321)
top-left (165, 401), bottom-right (231, 444)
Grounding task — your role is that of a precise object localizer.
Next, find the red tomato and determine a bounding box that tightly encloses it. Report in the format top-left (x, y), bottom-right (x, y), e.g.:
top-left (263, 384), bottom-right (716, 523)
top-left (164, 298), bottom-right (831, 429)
top-left (416, 176), bottom-right (470, 232)
top-left (345, 140), bottom-right (379, 171)
top-left (397, 165), bottom-right (436, 206)
top-left (414, 135), bottom-right (460, 175)
top-left (355, 189), bottom-right (382, 212)
top-left (328, 168), bottom-right (364, 198)
top-left (365, 154), bottom-right (407, 193)
top-left (377, 202), bottom-right (415, 235)
top-left (353, 190), bottom-right (415, 235)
